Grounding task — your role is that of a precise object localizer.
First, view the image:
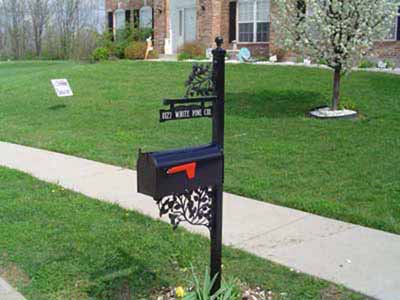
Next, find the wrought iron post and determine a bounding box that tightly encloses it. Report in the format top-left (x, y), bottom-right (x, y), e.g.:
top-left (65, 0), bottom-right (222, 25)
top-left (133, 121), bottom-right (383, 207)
top-left (137, 36), bottom-right (226, 297)
top-left (210, 36), bottom-right (226, 295)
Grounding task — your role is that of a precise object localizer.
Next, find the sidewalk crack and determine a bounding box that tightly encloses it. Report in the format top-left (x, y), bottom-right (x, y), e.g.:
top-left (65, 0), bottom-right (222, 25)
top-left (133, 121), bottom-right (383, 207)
top-left (239, 215), bottom-right (310, 244)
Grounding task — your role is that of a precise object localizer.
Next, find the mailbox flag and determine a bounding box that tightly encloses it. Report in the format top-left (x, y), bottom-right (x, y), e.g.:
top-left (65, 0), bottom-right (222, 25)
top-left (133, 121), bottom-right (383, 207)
top-left (167, 162), bottom-right (197, 180)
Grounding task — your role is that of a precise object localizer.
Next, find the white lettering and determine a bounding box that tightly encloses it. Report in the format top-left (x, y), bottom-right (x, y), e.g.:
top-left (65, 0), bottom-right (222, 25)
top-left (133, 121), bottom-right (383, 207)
top-left (162, 112), bottom-right (172, 120)
top-left (175, 110), bottom-right (190, 118)
top-left (204, 108), bottom-right (212, 116)
top-left (192, 109), bottom-right (203, 117)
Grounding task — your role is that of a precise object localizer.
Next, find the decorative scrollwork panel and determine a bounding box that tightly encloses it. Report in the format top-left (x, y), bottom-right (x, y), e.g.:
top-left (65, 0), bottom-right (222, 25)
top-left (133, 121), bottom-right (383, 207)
top-left (185, 64), bottom-right (215, 98)
top-left (156, 187), bottom-right (214, 230)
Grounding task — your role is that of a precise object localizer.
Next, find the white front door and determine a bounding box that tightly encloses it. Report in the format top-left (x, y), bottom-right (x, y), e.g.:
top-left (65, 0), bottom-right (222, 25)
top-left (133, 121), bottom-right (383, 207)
top-left (176, 8), bottom-right (196, 50)
top-left (184, 8), bottom-right (196, 43)
top-left (171, 0), bottom-right (197, 53)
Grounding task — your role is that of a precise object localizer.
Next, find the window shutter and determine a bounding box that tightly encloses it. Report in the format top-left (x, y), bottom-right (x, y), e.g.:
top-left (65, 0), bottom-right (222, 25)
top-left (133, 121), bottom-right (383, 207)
top-left (152, 7), bottom-right (154, 29)
top-left (397, 15), bottom-right (400, 41)
top-left (133, 9), bottom-right (140, 28)
top-left (229, 2), bottom-right (237, 43)
top-left (108, 12), bottom-right (114, 34)
top-left (125, 10), bottom-right (131, 25)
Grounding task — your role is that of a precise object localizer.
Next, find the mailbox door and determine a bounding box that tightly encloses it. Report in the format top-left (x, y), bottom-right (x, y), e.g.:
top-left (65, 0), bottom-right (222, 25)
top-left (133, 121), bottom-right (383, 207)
top-left (156, 157), bottom-right (223, 199)
top-left (137, 152), bottom-right (157, 198)
top-left (153, 144), bottom-right (223, 199)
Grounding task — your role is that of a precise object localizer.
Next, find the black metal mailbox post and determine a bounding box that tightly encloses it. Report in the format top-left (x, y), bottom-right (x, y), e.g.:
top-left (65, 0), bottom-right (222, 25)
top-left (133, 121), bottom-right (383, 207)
top-left (137, 37), bottom-right (226, 294)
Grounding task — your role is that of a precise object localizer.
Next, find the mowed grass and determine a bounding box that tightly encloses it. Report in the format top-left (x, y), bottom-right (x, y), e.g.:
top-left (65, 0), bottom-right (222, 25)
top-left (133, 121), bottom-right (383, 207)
top-left (0, 167), bottom-right (364, 300)
top-left (0, 61), bottom-right (399, 234)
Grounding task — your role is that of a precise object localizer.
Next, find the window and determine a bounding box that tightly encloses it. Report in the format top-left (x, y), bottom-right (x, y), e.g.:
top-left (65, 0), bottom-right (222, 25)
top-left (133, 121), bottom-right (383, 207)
top-left (140, 6), bottom-right (153, 28)
top-left (237, 0), bottom-right (270, 43)
top-left (115, 8), bottom-right (125, 30)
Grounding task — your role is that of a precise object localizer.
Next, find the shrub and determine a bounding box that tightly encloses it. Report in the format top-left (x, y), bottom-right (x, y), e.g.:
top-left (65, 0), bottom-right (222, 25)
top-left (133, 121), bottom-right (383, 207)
top-left (358, 59), bottom-right (375, 69)
top-left (96, 27), bottom-right (154, 59)
top-left (149, 49), bottom-right (159, 59)
top-left (91, 47), bottom-right (110, 61)
top-left (178, 42), bottom-right (206, 60)
top-left (274, 48), bottom-right (287, 62)
top-left (318, 58), bottom-right (328, 65)
top-left (178, 52), bottom-right (192, 61)
top-left (254, 56), bottom-right (270, 62)
top-left (383, 59), bottom-right (396, 69)
top-left (114, 40), bottom-right (130, 58)
top-left (130, 27), bottom-right (153, 42)
top-left (125, 42), bottom-right (147, 59)
top-left (124, 42), bottom-right (159, 60)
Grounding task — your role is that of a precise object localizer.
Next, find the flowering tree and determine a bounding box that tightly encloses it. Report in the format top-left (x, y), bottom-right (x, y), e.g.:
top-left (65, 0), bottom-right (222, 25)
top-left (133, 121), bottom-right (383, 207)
top-left (275, 0), bottom-right (399, 110)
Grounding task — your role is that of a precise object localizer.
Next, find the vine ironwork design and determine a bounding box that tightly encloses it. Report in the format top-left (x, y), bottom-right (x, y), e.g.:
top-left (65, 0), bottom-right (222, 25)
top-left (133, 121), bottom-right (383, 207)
top-left (184, 64), bottom-right (215, 97)
top-left (157, 187), bottom-right (214, 230)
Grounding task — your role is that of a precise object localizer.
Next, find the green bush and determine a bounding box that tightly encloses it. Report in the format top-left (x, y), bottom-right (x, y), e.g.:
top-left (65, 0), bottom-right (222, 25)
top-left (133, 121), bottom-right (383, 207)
top-left (178, 42), bottom-right (206, 60)
top-left (254, 56), bottom-right (270, 62)
top-left (317, 58), bottom-right (328, 65)
top-left (178, 52), bottom-right (192, 61)
top-left (130, 27), bottom-right (153, 42)
top-left (91, 47), bottom-right (110, 61)
top-left (383, 59), bottom-right (396, 70)
top-left (114, 41), bottom-right (129, 58)
top-left (96, 27), bottom-right (154, 59)
top-left (358, 59), bottom-right (375, 69)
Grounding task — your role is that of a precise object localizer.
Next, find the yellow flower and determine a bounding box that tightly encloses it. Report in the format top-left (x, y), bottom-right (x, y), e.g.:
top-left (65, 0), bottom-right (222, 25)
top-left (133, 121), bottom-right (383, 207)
top-left (175, 286), bottom-right (185, 298)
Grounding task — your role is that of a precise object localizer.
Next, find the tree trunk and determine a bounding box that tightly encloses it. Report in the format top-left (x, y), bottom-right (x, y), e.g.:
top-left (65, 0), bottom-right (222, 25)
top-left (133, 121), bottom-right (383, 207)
top-left (35, 38), bottom-right (42, 57)
top-left (332, 67), bottom-right (341, 110)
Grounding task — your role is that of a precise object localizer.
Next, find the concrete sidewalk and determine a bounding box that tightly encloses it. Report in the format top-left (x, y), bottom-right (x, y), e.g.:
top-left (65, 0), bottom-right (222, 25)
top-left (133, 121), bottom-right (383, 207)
top-left (1, 141), bottom-right (399, 300)
top-left (0, 277), bottom-right (26, 300)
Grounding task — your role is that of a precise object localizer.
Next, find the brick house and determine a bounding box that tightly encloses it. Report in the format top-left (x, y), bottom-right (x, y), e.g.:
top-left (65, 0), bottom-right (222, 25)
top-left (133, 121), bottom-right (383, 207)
top-left (106, 1), bottom-right (400, 62)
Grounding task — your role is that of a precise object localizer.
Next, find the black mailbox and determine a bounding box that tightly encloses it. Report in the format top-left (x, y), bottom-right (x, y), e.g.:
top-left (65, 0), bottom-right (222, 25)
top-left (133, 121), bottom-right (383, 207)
top-left (137, 144), bottom-right (223, 200)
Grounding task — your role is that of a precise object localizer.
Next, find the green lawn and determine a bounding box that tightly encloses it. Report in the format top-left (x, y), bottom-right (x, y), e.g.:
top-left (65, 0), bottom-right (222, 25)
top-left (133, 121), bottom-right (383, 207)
top-left (0, 61), bottom-right (399, 234)
top-left (0, 167), bottom-right (363, 300)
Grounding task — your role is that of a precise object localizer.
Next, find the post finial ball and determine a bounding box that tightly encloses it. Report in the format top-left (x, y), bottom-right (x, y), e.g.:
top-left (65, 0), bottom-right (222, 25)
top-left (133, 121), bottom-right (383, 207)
top-left (215, 36), bottom-right (223, 47)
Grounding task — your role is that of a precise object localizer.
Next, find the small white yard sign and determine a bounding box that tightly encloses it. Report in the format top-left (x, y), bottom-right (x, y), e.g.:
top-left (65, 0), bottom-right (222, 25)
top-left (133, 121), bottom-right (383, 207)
top-left (51, 79), bottom-right (73, 97)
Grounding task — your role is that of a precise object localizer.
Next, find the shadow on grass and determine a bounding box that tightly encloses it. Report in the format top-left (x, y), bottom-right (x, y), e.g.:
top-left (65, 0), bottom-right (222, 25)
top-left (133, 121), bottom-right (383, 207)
top-left (226, 90), bottom-right (325, 118)
top-left (88, 247), bottom-right (167, 300)
top-left (48, 104), bottom-right (67, 111)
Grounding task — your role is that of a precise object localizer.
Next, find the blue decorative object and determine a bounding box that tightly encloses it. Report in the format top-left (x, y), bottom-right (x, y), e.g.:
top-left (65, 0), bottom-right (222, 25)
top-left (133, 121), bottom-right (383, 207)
top-left (238, 47), bottom-right (251, 62)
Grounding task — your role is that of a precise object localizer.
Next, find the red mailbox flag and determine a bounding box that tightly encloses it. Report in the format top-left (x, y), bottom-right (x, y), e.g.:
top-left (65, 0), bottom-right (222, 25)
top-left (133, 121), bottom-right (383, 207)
top-left (167, 162), bottom-right (197, 180)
